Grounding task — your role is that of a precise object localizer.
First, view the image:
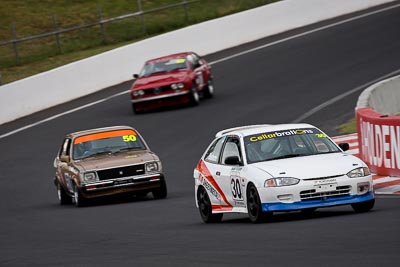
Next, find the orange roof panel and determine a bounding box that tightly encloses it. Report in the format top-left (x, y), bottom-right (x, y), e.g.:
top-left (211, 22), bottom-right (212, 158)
top-left (74, 129), bottom-right (136, 144)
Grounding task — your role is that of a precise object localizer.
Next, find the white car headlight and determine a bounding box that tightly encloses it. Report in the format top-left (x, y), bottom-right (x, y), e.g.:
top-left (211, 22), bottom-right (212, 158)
top-left (264, 177), bottom-right (300, 187)
top-left (146, 161), bottom-right (160, 173)
top-left (83, 172), bottom-right (97, 183)
top-left (347, 167), bottom-right (370, 178)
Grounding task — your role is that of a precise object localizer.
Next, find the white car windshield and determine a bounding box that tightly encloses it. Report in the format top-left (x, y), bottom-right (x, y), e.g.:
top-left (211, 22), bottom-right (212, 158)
top-left (244, 128), bottom-right (341, 164)
top-left (140, 58), bottom-right (188, 77)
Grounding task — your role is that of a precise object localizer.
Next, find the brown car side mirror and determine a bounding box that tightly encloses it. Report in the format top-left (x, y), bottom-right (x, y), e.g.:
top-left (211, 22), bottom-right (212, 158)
top-left (60, 155), bottom-right (70, 163)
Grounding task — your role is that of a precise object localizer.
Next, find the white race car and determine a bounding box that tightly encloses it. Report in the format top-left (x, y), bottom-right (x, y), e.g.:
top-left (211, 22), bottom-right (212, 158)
top-left (194, 124), bottom-right (374, 223)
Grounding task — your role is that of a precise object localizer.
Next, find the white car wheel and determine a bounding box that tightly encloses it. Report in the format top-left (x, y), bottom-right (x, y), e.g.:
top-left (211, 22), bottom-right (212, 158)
top-left (197, 187), bottom-right (223, 223)
top-left (351, 199), bottom-right (375, 213)
top-left (247, 184), bottom-right (271, 223)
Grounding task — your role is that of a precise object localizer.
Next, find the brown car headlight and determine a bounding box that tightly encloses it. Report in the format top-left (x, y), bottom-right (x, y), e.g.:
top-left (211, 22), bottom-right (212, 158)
top-left (146, 162), bottom-right (160, 173)
top-left (83, 172), bottom-right (97, 183)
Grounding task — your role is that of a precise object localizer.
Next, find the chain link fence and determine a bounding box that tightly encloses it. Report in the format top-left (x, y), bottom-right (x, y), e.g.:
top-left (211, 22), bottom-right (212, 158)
top-left (0, 0), bottom-right (200, 66)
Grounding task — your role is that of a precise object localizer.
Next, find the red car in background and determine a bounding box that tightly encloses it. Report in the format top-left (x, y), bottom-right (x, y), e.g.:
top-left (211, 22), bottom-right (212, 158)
top-left (130, 52), bottom-right (214, 113)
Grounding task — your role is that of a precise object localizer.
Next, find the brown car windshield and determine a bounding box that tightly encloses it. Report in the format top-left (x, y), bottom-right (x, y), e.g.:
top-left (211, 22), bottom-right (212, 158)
top-left (73, 129), bottom-right (146, 160)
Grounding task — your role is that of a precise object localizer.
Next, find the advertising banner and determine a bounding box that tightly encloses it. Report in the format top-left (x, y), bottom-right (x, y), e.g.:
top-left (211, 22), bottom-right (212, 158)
top-left (357, 107), bottom-right (400, 176)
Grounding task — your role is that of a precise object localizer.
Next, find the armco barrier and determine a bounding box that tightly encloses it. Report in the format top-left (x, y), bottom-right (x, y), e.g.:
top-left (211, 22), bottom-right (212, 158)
top-left (356, 75), bottom-right (400, 177)
top-left (0, 0), bottom-right (395, 125)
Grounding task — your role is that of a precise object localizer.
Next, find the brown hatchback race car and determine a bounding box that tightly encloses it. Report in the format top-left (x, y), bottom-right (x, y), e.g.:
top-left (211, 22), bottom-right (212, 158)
top-left (53, 126), bottom-right (167, 207)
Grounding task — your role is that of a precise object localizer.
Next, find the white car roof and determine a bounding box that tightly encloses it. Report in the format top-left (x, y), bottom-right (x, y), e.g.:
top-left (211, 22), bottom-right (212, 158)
top-left (215, 123), bottom-right (317, 138)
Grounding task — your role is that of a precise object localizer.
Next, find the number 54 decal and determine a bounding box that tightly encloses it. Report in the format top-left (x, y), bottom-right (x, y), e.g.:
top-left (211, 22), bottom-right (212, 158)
top-left (231, 178), bottom-right (243, 200)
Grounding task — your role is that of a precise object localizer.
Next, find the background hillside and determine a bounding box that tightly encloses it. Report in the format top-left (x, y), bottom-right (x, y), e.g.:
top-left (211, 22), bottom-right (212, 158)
top-left (0, 0), bottom-right (277, 85)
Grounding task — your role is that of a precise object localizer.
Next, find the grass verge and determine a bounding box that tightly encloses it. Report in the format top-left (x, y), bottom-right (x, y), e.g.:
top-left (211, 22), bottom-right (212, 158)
top-left (337, 118), bottom-right (357, 134)
top-left (0, 0), bottom-right (278, 85)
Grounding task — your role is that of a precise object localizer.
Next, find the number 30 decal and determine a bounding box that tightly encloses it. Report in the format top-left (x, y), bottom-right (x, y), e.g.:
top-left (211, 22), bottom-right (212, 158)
top-left (122, 135), bottom-right (137, 142)
top-left (231, 178), bottom-right (243, 200)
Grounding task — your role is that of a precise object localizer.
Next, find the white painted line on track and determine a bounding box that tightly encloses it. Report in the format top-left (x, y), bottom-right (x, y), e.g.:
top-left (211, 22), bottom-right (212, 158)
top-left (0, 90), bottom-right (128, 139)
top-left (346, 148), bottom-right (359, 154)
top-left (375, 185), bottom-right (400, 194)
top-left (331, 136), bottom-right (358, 143)
top-left (1, 3), bottom-right (400, 140)
top-left (373, 176), bottom-right (400, 184)
top-left (292, 68), bottom-right (400, 123)
top-left (345, 141), bottom-right (359, 146)
top-left (210, 3), bottom-right (400, 66)
top-left (331, 133), bottom-right (357, 139)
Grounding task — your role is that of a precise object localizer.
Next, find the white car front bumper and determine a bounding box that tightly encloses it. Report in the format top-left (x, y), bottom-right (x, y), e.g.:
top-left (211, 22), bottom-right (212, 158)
top-left (258, 175), bottom-right (374, 212)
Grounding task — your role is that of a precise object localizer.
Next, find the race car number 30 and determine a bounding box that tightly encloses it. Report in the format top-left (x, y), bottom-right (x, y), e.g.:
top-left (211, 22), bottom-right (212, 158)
top-left (231, 178), bottom-right (243, 200)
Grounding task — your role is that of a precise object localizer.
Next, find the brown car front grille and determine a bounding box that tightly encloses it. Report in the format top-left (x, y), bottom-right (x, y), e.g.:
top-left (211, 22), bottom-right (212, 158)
top-left (300, 185), bottom-right (351, 200)
top-left (97, 164), bottom-right (145, 181)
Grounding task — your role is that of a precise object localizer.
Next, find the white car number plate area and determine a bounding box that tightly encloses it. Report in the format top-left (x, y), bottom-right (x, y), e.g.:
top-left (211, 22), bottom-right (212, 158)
top-left (314, 183), bottom-right (337, 192)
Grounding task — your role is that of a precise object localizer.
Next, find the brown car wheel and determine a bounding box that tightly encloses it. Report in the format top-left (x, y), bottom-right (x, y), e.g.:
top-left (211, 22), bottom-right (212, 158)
top-left (57, 182), bottom-right (71, 205)
top-left (152, 179), bottom-right (167, 199)
top-left (73, 184), bottom-right (87, 207)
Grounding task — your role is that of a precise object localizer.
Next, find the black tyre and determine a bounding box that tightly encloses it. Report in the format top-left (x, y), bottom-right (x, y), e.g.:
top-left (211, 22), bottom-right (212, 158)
top-left (132, 103), bottom-right (141, 114)
top-left (301, 207), bottom-right (317, 217)
top-left (247, 184), bottom-right (270, 223)
top-left (135, 191), bottom-right (149, 198)
top-left (56, 181), bottom-right (71, 205)
top-left (189, 84), bottom-right (200, 106)
top-left (203, 78), bottom-right (215, 99)
top-left (73, 183), bottom-right (87, 207)
top-left (351, 199), bottom-right (375, 213)
top-left (197, 187), bottom-right (223, 223)
top-left (152, 179), bottom-right (168, 199)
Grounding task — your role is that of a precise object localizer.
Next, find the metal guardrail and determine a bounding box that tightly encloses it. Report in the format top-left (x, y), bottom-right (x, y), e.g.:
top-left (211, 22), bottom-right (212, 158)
top-left (0, 0), bottom-right (199, 64)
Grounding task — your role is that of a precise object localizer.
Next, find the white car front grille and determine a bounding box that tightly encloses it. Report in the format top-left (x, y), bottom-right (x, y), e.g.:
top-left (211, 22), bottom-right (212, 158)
top-left (300, 185), bottom-right (351, 200)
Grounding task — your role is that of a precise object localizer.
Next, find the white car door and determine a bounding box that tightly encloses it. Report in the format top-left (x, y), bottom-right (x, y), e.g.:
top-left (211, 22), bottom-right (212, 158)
top-left (218, 137), bottom-right (246, 208)
top-left (198, 137), bottom-right (227, 208)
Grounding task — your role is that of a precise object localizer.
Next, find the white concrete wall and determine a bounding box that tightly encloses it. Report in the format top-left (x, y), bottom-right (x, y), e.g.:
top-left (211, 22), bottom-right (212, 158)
top-left (356, 75), bottom-right (400, 115)
top-left (0, 0), bottom-right (395, 125)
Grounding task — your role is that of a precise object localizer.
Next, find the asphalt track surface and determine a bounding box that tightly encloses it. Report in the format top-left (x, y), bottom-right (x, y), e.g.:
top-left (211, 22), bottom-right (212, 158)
top-left (1, 2), bottom-right (400, 266)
